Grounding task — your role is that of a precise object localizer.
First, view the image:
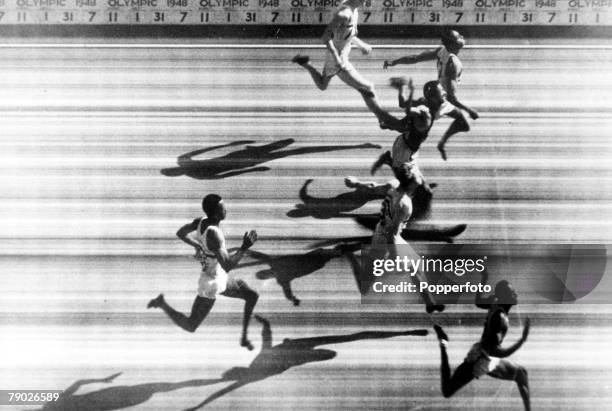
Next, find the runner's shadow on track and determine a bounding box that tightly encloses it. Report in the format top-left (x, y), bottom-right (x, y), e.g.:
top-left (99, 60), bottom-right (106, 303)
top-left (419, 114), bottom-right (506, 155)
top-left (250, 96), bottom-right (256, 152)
top-left (287, 179), bottom-right (434, 221)
top-left (30, 373), bottom-right (223, 411)
top-left (305, 213), bottom-right (467, 248)
top-left (352, 216), bottom-right (468, 244)
top-left (239, 244), bottom-right (361, 306)
top-left (287, 179), bottom-right (384, 219)
top-left (306, 218), bottom-right (466, 250)
top-left (161, 139), bottom-right (381, 180)
top-left (183, 316), bottom-right (428, 411)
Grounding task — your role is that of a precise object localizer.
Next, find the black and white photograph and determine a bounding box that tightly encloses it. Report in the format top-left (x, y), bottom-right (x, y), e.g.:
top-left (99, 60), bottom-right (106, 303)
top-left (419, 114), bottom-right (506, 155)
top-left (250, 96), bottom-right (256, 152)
top-left (1, 1), bottom-right (611, 410)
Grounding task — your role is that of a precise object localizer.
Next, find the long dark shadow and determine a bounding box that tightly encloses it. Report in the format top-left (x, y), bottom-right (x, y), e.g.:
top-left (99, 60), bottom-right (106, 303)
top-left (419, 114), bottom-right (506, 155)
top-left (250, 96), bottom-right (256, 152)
top-left (353, 216), bottom-right (467, 244)
top-left (239, 244), bottom-right (361, 306)
top-left (184, 316), bottom-right (428, 411)
top-left (287, 179), bottom-right (385, 219)
top-left (308, 218), bottom-right (467, 250)
top-left (32, 373), bottom-right (223, 411)
top-left (287, 180), bottom-right (435, 220)
top-left (161, 139), bottom-right (380, 180)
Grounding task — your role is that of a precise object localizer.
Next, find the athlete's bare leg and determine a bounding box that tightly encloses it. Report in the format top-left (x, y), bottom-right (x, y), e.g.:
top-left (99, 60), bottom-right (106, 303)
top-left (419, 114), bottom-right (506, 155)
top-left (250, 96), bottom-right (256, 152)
top-left (292, 55), bottom-right (332, 91)
top-left (220, 279), bottom-right (259, 351)
top-left (370, 150), bottom-right (393, 175)
top-left (516, 366), bottom-right (531, 411)
top-left (489, 360), bottom-right (531, 411)
top-left (438, 112), bottom-right (470, 161)
top-left (344, 176), bottom-right (390, 197)
top-left (343, 248), bottom-right (374, 295)
top-left (279, 280), bottom-right (300, 306)
top-left (336, 68), bottom-right (403, 129)
top-left (434, 325), bottom-right (475, 397)
top-left (414, 272), bottom-right (445, 314)
top-left (293, 54), bottom-right (401, 128)
top-left (304, 64), bottom-right (333, 91)
top-left (148, 294), bottom-right (215, 333)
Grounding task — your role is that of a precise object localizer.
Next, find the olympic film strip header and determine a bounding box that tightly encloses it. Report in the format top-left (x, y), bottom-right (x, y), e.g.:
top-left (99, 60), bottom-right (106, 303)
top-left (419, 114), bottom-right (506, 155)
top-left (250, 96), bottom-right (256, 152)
top-left (0, 0), bottom-right (610, 25)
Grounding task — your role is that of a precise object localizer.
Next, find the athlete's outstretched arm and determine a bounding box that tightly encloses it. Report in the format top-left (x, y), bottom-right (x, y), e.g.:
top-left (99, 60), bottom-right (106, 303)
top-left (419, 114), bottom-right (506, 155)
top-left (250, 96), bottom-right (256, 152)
top-left (177, 218), bottom-right (203, 253)
top-left (487, 317), bottom-right (531, 358)
top-left (397, 78), bottom-right (414, 109)
top-left (345, 177), bottom-right (393, 196)
top-left (383, 49), bottom-right (438, 69)
top-left (445, 79), bottom-right (479, 120)
top-left (352, 36), bottom-right (372, 55)
top-left (208, 228), bottom-right (257, 272)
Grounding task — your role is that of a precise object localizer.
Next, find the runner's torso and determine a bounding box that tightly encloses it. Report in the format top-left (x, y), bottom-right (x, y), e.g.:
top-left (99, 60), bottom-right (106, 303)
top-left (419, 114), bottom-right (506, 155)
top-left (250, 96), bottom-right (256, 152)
top-left (331, 6), bottom-right (358, 52)
top-left (379, 186), bottom-right (410, 234)
top-left (480, 303), bottom-right (509, 349)
top-left (194, 219), bottom-right (224, 277)
top-left (437, 46), bottom-right (462, 90)
top-left (399, 101), bottom-right (435, 153)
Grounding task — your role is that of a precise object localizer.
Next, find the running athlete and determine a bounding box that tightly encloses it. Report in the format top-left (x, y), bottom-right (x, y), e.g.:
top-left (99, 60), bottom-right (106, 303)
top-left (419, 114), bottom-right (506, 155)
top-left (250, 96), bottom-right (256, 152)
top-left (344, 165), bottom-right (444, 313)
top-left (147, 194), bottom-right (259, 350)
top-left (433, 280), bottom-right (531, 410)
top-left (371, 78), bottom-right (462, 201)
top-left (292, 0), bottom-right (399, 128)
top-left (383, 29), bottom-right (478, 160)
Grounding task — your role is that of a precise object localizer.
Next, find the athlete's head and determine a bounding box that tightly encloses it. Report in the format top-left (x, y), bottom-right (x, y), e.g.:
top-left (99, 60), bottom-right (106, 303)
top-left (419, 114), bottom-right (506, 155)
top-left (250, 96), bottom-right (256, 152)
top-left (202, 194), bottom-right (227, 220)
top-left (423, 80), bottom-right (446, 107)
top-left (441, 29), bottom-right (465, 53)
top-left (495, 280), bottom-right (518, 305)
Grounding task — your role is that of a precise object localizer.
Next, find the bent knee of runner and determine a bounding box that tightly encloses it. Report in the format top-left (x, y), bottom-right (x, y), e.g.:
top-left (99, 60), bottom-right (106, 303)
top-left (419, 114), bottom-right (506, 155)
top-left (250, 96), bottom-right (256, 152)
top-left (185, 322), bottom-right (199, 333)
top-left (317, 75), bottom-right (332, 91)
top-left (441, 385), bottom-right (455, 398)
top-left (245, 288), bottom-right (259, 304)
top-left (454, 116), bottom-right (470, 132)
top-left (515, 366), bottom-right (528, 383)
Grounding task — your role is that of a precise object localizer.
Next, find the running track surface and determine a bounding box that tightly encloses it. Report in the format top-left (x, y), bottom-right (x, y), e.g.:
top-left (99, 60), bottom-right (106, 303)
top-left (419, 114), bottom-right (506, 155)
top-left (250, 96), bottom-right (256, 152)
top-left (1, 41), bottom-right (612, 411)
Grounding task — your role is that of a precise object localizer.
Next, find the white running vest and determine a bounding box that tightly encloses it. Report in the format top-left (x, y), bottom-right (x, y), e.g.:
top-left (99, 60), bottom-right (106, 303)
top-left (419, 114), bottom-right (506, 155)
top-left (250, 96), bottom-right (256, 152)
top-left (331, 6), bottom-right (358, 55)
top-left (436, 47), bottom-right (462, 88)
top-left (194, 220), bottom-right (224, 277)
top-left (192, 220), bottom-right (229, 298)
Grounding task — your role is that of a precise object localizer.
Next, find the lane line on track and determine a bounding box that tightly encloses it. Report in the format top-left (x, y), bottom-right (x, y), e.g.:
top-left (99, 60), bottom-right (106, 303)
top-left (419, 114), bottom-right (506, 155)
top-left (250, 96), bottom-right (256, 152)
top-left (0, 44), bottom-right (611, 50)
top-left (0, 111), bottom-right (611, 118)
